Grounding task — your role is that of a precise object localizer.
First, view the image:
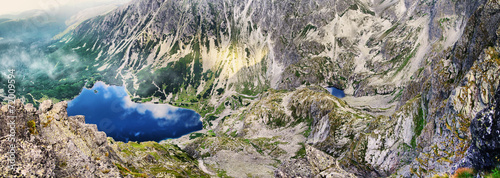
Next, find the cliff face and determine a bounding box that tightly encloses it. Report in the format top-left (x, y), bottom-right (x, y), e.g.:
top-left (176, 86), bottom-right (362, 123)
top-left (405, 1), bottom-right (500, 176)
top-left (55, 0), bottom-right (487, 108)
top-left (0, 100), bottom-right (208, 177)
top-left (454, 84), bottom-right (500, 173)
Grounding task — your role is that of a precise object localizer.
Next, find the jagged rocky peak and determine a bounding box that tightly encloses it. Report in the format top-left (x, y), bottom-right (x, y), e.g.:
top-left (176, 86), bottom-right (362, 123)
top-left (3, 0), bottom-right (499, 177)
top-left (63, 0), bottom-right (500, 177)
top-left (60, 0), bottom-right (489, 109)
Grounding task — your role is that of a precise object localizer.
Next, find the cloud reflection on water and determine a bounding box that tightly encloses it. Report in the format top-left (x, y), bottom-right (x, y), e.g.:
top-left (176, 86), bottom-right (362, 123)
top-left (67, 81), bottom-right (202, 142)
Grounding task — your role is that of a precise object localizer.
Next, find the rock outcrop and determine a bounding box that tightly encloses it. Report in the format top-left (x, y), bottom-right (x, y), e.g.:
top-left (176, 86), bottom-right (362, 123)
top-left (2, 0), bottom-right (500, 177)
top-left (453, 84), bottom-right (500, 172)
top-left (275, 145), bottom-right (356, 178)
top-left (0, 100), bottom-right (208, 177)
top-left (0, 100), bottom-right (120, 177)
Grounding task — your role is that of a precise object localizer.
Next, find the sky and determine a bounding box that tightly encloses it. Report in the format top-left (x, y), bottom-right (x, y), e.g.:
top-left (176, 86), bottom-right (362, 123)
top-left (0, 0), bottom-right (130, 16)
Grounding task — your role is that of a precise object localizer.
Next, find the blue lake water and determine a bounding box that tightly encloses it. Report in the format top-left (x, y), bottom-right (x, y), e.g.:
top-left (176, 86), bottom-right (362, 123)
top-left (326, 87), bottom-right (345, 98)
top-left (67, 81), bottom-right (202, 142)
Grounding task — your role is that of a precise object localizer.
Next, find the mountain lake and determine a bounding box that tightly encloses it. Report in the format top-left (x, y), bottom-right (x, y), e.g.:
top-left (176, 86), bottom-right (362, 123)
top-left (67, 81), bottom-right (202, 142)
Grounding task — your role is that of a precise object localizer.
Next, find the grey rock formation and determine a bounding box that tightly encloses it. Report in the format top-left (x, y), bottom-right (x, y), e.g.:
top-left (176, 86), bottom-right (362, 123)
top-left (275, 145), bottom-right (356, 178)
top-left (0, 100), bottom-right (120, 177)
top-left (0, 100), bottom-right (208, 177)
top-left (57, 0), bottom-right (490, 104)
top-left (3, 0), bottom-right (500, 177)
top-left (453, 84), bottom-right (500, 172)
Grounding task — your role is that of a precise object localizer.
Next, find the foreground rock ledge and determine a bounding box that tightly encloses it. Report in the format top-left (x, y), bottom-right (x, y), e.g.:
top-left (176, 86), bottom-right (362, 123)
top-left (0, 100), bottom-right (207, 177)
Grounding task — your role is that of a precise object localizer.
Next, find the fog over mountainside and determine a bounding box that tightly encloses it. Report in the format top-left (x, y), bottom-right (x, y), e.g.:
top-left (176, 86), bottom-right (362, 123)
top-left (1, 0), bottom-right (500, 177)
top-left (0, 0), bottom-right (129, 103)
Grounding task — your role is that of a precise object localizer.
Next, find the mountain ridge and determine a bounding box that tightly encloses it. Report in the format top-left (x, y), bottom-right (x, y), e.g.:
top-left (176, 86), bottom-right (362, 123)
top-left (1, 0), bottom-right (500, 177)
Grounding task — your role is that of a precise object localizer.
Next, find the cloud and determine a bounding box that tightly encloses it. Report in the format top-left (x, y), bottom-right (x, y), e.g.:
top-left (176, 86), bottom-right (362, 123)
top-left (103, 91), bottom-right (111, 99)
top-left (122, 96), bottom-right (180, 120)
top-left (93, 81), bottom-right (117, 99)
top-left (99, 82), bottom-right (181, 120)
top-left (157, 111), bottom-right (201, 128)
top-left (93, 81), bottom-right (110, 89)
top-left (134, 131), bottom-right (141, 137)
top-left (0, 42), bottom-right (86, 83)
